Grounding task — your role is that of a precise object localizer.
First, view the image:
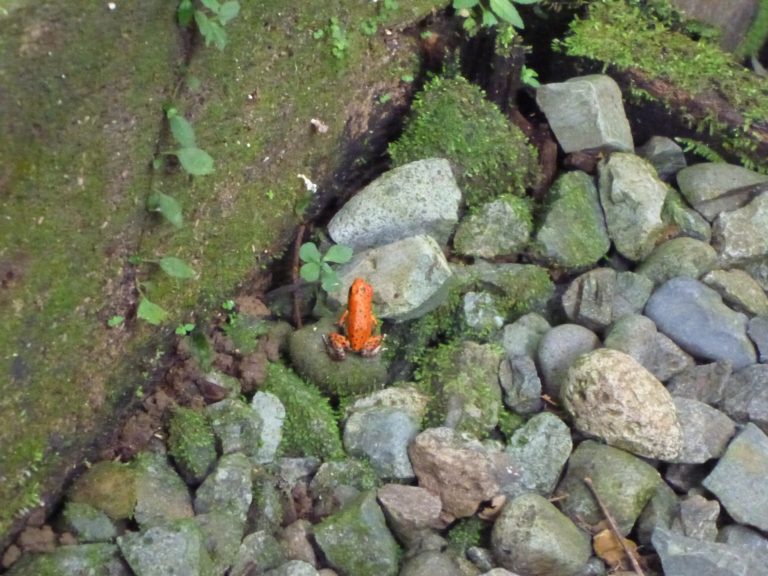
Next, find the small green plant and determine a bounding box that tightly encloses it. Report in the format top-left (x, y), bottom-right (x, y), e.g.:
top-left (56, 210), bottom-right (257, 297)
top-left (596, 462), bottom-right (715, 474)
top-left (299, 242), bottom-right (353, 292)
top-left (165, 107), bottom-right (215, 176)
top-left (329, 17), bottom-right (349, 59)
top-left (135, 256), bottom-right (197, 325)
top-left (107, 315), bottom-right (125, 328)
top-left (175, 322), bottom-right (196, 335)
top-left (520, 65), bottom-right (540, 88)
top-left (147, 190), bottom-right (183, 228)
top-left (453, 0), bottom-right (540, 33)
top-left (675, 137), bottom-right (726, 164)
top-left (178, 0), bottom-right (241, 51)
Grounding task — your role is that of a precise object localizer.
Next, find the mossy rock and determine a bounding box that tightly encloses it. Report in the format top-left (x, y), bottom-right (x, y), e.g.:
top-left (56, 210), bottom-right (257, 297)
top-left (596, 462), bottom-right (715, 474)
top-left (263, 362), bottom-right (344, 461)
top-left (167, 407), bottom-right (217, 485)
top-left (389, 74), bottom-right (540, 206)
top-left (67, 461), bottom-right (138, 521)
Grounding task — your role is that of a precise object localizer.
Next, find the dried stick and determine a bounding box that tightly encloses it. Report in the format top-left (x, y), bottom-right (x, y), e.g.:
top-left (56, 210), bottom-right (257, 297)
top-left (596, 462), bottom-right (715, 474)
top-left (583, 476), bottom-right (645, 576)
top-left (291, 223), bottom-right (307, 329)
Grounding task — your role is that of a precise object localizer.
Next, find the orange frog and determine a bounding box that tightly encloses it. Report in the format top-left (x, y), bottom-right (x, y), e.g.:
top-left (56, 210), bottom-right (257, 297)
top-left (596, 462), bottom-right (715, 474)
top-left (325, 278), bottom-right (384, 360)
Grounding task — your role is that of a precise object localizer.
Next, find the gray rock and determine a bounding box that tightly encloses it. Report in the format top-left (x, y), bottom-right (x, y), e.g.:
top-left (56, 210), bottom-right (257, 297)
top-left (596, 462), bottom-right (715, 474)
top-left (743, 257), bottom-right (768, 291)
top-left (499, 355), bottom-right (543, 414)
top-left (343, 407), bottom-right (418, 480)
top-left (613, 270), bottom-right (655, 318)
top-left (703, 423), bottom-right (768, 531)
top-left (466, 546), bottom-right (495, 572)
top-left (331, 234), bottom-right (453, 321)
top-left (279, 520), bottom-right (316, 567)
top-left (408, 427), bottom-right (499, 519)
top-left (562, 349), bottom-right (683, 460)
top-left (668, 0), bottom-right (759, 52)
top-left (480, 569), bottom-right (521, 576)
top-left (537, 323), bottom-right (600, 401)
top-left (494, 412), bottom-right (572, 499)
top-left (309, 459), bottom-right (379, 519)
top-left (556, 441), bottom-right (661, 535)
top-left (453, 195), bottom-right (532, 258)
top-left (61, 502), bottom-right (117, 543)
top-left (664, 463), bottom-right (710, 493)
top-left (662, 187), bottom-right (712, 242)
top-left (671, 397), bottom-right (736, 463)
top-left (667, 361), bottom-right (732, 405)
top-left (561, 268), bottom-right (616, 332)
top-left (263, 561), bottom-right (319, 576)
top-left (604, 314), bottom-right (694, 382)
top-left (206, 398), bottom-right (263, 458)
top-left (636, 237), bottom-right (717, 286)
top-left (672, 494), bottom-right (720, 541)
top-left (194, 452), bottom-right (253, 522)
top-left (229, 530), bottom-right (285, 576)
top-left (4, 543), bottom-right (129, 576)
top-left (133, 452), bottom-right (193, 528)
top-left (703, 268), bottom-right (768, 316)
top-left (194, 510), bottom-right (244, 575)
top-left (250, 391), bottom-right (285, 465)
top-left (118, 519), bottom-right (213, 576)
top-left (463, 291), bottom-right (505, 333)
top-left (533, 170), bottom-right (610, 269)
top-left (719, 364), bottom-right (768, 432)
top-left (344, 386), bottom-right (429, 424)
top-left (491, 493), bottom-right (591, 576)
top-left (327, 158), bottom-right (461, 250)
top-left (748, 315), bottom-right (768, 362)
top-left (637, 135), bottom-right (686, 181)
top-left (718, 524), bottom-right (768, 572)
top-left (535, 74), bottom-right (633, 153)
top-left (499, 313), bottom-right (551, 358)
top-left (399, 551), bottom-right (463, 576)
top-left (652, 527), bottom-right (752, 576)
top-left (677, 162), bottom-right (768, 221)
top-left (636, 482), bottom-right (678, 545)
top-left (249, 473), bottom-right (284, 534)
top-left (645, 277), bottom-right (756, 369)
top-left (713, 192), bottom-right (768, 265)
top-left (376, 484), bottom-right (442, 547)
top-left (314, 491), bottom-right (399, 576)
top-left (598, 152), bottom-right (668, 261)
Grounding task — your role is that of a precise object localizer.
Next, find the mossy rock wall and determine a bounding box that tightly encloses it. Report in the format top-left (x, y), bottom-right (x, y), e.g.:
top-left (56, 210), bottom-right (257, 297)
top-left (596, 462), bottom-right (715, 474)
top-left (0, 0), bottom-right (437, 547)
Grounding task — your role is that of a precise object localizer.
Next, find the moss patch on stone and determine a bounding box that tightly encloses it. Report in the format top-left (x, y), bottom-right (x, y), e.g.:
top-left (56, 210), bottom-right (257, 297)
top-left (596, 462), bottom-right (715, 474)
top-left (388, 74), bottom-right (540, 206)
top-left (263, 362), bottom-right (344, 461)
top-left (558, 0), bottom-right (768, 172)
top-left (167, 407), bottom-right (217, 484)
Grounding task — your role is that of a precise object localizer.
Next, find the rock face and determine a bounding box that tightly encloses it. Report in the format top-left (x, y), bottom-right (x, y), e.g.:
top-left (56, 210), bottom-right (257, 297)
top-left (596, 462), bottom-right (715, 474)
top-left (328, 158), bottom-right (461, 250)
top-left (562, 349), bottom-right (683, 460)
top-left (671, 397), bottom-right (736, 464)
top-left (491, 493), bottom-right (591, 576)
top-left (408, 427), bottom-right (499, 519)
top-left (332, 235), bottom-right (453, 321)
top-left (536, 74), bottom-right (633, 153)
top-left (703, 423), bottom-right (768, 532)
top-left (652, 527), bottom-right (753, 576)
top-left (713, 192), bottom-right (768, 265)
top-left (598, 152), bottom-right (668, 261)
top-left (676, 162), bottom-right (768, 221)
top-left (635, 237), bottom-right (718, 286)
top-left (645, 277), bottom-right (756, 369)
top-left (453, 196), bottom-right (532, 258)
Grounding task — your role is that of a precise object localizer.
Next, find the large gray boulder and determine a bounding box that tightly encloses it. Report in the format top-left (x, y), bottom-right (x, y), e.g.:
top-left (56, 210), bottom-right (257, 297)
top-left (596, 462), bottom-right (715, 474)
top-left (677, 162), bottom-right (768, 221)
top-left (713, 192), bottom-right (768, 265)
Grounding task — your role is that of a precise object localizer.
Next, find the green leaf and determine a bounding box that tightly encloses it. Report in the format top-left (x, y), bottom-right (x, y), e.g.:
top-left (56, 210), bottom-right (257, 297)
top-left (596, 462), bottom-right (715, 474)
top-left (175, 323), bottom-right (196, 335)
top-left (147, 191), bottom-right (183, 228)
top-left (169, 114), bottom-right (197, 148)
top-left (176, 147), bottom-right (214, 176)
top-left (299, 242), bottom-right (322, 264)
top-left (481, 9), bottom-right (499, 27)
top-left (159, 256), bottom-right (196, 279)
top-left (200, 0), bottom-right (221, 12)
top-left (453, 0), bottom-right (479, 8)
top-left (137, 298), bottom-right (168, 325)
top-left (490, 0), bottom-right (524, 28)
top-left (300, 262), bottom-right (320, 282)
top-left (321, 270), bottom-right (341, 292)
top-left (195, 11), bottom-right (228, 50)
top-left (107, 315), bottom-right (125, 328)
top-left (323, 244), bottom-right (353, 264)
top-left (217, 1), bottom-right (240, 24)
top-left (177, 0), bottom-right (194, 26)
top-left (513, 0), bottom-right (540, 4)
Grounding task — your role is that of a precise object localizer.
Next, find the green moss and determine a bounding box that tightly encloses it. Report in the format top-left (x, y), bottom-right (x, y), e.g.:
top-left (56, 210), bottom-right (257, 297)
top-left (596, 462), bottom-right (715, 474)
top-left (737, 0), bottom-right (768, 58)
top-left (497, 409), bottom-right (526, 441)
top-left (447, 516), bottom-right (489, 553)
top-left (167, 407), bottom-right (217, 483)
top-left (559, 0), bottom-right (768, 172)
top-left (263, 362), bottom-right (344, 461)
top-left (388, 74), bottom-right (540, 206)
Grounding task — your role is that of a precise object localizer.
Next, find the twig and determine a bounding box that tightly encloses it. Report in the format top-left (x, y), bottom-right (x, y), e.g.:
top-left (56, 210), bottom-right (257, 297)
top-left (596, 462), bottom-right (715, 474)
top-left (291, 223), bottom-right (307, 329)
top-left (583, 476), bottom-right (645, 576)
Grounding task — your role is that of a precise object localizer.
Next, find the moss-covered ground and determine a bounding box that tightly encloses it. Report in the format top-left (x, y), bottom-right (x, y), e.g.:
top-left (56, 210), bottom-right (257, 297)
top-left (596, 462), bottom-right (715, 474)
top-left (0, 0), bottom-right (437, 545)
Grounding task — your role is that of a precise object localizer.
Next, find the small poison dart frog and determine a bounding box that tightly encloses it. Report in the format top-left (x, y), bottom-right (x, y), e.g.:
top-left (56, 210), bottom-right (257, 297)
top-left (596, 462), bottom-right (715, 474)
top-left (325, 278), bottom-right (383, 361)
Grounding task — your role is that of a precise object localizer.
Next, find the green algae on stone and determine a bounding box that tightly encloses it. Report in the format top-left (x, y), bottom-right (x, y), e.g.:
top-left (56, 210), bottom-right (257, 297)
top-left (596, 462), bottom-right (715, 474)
top-left (453, 195), bottom-right (533, 258)
top-left (532, 170), bottom-right (610, 270)
top-left (168, 407), bottom-right (217, 485)
top-left (559, 0), bottom-right (768, 172)
top-left (263, 362), bottom-right (344, 461)
top-left (314, 490), bottom-right (400, 576)
top-left (388, 74), bottom-right (540, 206)
top-left (68, 461), bottom-right (138, 521)
top-left (4, 543), bottom-right (126, 576)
